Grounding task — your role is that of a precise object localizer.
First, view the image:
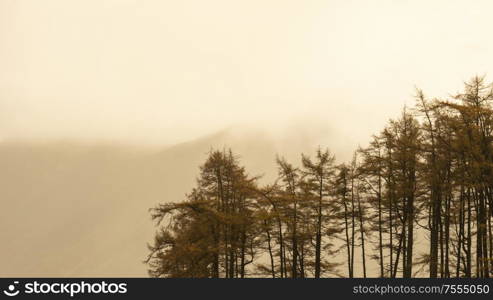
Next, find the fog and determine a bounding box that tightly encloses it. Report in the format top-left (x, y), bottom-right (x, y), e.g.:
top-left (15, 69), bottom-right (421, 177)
top-left (2, 0), bottom-right (493, 146)
top-left (1, 0), bottom-right (493, 277)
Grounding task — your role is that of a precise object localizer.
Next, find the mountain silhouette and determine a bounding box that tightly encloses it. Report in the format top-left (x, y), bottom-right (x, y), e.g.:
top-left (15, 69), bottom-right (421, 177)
top-left (0, 127), bottom-right (336, 276)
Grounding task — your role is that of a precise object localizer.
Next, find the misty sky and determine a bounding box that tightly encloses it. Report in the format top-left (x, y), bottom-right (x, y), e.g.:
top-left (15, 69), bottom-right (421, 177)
top-left (1, 0), bottom-right (493, 146)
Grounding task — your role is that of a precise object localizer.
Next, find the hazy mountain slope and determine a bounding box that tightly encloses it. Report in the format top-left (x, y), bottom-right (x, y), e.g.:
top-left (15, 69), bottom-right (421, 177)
top-left (0, 128), bottom-right (341, 277)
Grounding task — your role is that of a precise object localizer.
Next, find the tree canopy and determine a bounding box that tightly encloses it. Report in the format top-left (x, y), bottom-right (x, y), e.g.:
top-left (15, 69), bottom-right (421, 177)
top-left (147, 76), bottom-right (493, 278)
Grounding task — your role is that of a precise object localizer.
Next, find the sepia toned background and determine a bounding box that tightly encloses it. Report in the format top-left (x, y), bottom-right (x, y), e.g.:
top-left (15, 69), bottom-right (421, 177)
top-left (1, 0), bottom-right (493, 276)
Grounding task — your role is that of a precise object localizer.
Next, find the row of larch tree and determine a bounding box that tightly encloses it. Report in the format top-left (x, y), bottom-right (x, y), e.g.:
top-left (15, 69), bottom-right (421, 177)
top-left (146, 76), bottom-right (493, 278)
